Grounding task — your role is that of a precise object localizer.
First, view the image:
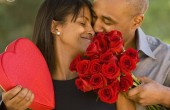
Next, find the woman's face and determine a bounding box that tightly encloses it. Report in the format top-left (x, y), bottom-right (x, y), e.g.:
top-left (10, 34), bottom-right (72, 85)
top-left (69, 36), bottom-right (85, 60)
top-left (55, 6), bottom-right (94, 55)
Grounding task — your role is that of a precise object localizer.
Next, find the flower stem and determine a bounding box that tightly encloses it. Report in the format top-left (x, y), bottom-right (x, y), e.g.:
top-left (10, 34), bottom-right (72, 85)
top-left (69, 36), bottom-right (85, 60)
top-left (132, 74), bottom-right (141, 85)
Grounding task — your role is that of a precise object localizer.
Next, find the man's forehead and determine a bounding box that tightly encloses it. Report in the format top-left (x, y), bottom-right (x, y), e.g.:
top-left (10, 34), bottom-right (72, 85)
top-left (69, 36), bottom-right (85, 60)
top-left (92, 0), bottom-right (128, 15)
top-left (93, 0), bottom-right (127, 4)
top-left (93, 0), bottom-right (149, 15)
top-left (93, 0), bottom-right (128, 10)
top-left (92, 0), bottom-right (131, 22)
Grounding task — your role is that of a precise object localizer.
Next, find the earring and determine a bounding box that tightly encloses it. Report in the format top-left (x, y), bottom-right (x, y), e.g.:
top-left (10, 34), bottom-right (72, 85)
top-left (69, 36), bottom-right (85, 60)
top-left (56, 31), bottom-right (61, 36)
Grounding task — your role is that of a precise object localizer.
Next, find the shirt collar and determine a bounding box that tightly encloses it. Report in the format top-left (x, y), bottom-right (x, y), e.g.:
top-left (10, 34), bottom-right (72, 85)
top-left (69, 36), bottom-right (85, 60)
top-left (136, 28), bottom-right (156, 59)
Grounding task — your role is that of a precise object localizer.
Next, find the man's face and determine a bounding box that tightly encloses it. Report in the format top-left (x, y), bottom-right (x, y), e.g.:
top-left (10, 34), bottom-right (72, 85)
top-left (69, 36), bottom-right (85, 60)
top-left (93, 0), bottom-right (136, 43)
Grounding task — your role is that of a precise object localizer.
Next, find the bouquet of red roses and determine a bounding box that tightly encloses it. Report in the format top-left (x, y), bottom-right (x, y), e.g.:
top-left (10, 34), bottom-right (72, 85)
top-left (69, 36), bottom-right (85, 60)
top-left (70, 30), bottom-right (161, 110)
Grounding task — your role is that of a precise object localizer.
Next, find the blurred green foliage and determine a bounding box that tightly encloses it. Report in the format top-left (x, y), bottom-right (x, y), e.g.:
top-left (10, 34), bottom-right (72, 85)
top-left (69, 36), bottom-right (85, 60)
top-left (0, 0), bottom-right (42, 52)
top-left (141, 0), bottom-right (170, 43)
top-left (0, 0), bottom-right (170, 53)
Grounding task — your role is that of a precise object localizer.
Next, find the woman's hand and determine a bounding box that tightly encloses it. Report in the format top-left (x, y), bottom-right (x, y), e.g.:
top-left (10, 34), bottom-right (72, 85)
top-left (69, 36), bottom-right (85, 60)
top-left (116, 92), bottom-right (136, 110)
top-left (2, 86), bottom-right (34, 110)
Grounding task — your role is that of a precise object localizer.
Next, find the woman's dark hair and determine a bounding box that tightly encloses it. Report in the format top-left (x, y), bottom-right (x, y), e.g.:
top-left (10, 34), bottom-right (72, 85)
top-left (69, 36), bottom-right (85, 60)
top-left (32, 0), bottom-right (93, 73)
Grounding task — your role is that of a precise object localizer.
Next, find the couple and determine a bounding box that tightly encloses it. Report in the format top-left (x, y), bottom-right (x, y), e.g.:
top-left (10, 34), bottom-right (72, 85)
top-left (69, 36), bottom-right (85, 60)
top-left (1, 0), bottom-right (170, 110)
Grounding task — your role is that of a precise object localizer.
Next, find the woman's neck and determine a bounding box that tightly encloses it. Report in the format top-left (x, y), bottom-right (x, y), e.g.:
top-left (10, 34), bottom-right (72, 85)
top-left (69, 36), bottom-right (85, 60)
top-left (52, 40), bottom-right (78, 80)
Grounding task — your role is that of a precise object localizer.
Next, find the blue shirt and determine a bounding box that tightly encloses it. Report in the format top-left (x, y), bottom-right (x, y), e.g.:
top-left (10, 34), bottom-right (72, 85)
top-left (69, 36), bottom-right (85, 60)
top-left (133, 28), bottom-right (170, 110)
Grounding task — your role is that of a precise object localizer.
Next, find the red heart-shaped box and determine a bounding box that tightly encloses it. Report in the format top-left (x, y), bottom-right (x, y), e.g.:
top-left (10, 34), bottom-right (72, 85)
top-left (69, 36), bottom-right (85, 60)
top-left (0, 38), bottom-right (55, 110)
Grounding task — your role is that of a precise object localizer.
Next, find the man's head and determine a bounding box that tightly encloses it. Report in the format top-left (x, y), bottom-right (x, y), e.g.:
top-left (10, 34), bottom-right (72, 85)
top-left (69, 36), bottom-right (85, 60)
top-left (93, 0), bottom-right (149, 44)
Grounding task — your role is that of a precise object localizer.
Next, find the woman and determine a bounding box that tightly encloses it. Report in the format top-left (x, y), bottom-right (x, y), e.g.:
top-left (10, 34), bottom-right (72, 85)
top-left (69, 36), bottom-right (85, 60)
top-left (0, 0), bottom-right (135, 109)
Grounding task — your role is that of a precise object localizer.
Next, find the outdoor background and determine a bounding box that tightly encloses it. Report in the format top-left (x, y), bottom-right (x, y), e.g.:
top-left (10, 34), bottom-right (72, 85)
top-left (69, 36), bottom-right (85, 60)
top-left (0, 0), bottom-right (170, 53)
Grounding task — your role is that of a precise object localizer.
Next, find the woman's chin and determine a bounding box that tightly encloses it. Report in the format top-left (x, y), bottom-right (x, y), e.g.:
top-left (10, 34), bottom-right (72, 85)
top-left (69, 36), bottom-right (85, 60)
top-left (81, 38), bottom-right (92, 46)
top-left (82, 44), bottom-right (90, 52)
top-left (77, 41), bottom-right (92, 54)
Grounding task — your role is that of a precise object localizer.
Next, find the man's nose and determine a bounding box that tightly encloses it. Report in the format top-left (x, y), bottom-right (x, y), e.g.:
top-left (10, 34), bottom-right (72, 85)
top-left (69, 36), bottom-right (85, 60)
top-left (93, 19), bottom-right (104, 33)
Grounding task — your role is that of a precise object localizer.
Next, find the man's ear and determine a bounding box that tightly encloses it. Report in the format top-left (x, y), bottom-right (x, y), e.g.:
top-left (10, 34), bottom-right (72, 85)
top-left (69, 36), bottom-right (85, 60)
top-left (51, 20), bottom-right (63, 36)
top-left (132, 14), bottom-right (144, 29)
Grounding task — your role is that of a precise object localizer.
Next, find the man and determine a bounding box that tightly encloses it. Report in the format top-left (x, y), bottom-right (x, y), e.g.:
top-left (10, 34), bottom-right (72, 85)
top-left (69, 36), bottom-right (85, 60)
top-left (92, 0), bottom-right (170, 109)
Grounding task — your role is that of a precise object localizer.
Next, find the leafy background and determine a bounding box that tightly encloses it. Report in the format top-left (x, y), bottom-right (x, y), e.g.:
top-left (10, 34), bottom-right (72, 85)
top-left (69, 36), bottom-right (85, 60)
top-left (0, 0), bottom-right (170, 53)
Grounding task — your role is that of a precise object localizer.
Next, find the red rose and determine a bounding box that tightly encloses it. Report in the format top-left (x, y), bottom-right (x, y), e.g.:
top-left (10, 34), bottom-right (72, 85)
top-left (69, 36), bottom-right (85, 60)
top-left (107, 30), bottom-right (124, 54)
top-left (89, 73), bottom-right (107, 90)
top-left (69, 55), bottom-right (81, 71)
top-left (124, 48), bottom-right (139, 63)
top-left (76, 60), bottom-right (90, 77)
top-left (102, 62), bottom-right (120, 79)
top-left (107, 78), bottom-right (120, 89)
top-left (75, 78), bottom-right (92, 92)
top-left (119, 55), bottom-right (137, 75)
top-left (100, 51), bottom-right (118, 63)
top-left (85, 41), bottom-right (100, 57)
top-left (93, 32), bottom-right (109, 53)
top-left (89, 59), bottom-right (102, 74)
top-left (106, 30), bottom-right (122, 41)
top-left (98, 86), bottom-right (118, 104)
top-left (70, 30), bottom-right (140, 105)
top-left (119, 75), bottom-right (133, 92)
top-left (93, 32), bottom-right (105, 40)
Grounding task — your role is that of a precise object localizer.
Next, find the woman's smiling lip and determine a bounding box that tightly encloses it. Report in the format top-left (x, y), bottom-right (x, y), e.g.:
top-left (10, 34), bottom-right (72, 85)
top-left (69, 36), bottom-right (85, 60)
top-left (80, 36), bottom-right (93, 41)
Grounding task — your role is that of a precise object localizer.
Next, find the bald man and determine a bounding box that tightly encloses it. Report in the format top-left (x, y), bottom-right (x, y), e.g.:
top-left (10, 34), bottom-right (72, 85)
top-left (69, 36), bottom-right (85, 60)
top-left (92, 0), bottom-right (170, 109)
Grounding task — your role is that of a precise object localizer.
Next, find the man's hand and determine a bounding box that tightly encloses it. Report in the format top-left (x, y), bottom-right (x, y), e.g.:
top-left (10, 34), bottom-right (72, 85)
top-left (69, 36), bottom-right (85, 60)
top-left (2, 85), bottom-right (34, 110)
top-left (127, 77), bottom-right (170, 108)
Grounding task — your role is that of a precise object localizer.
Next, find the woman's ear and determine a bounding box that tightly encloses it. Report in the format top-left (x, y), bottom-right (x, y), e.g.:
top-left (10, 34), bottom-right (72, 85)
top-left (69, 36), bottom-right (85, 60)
top-left (51, 20), bottom-right (63, 36)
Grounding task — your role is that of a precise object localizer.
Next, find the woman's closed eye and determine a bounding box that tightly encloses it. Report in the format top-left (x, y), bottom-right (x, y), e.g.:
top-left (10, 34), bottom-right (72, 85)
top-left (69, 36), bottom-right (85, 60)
top-left (80, 22), bottom-right (86, 26)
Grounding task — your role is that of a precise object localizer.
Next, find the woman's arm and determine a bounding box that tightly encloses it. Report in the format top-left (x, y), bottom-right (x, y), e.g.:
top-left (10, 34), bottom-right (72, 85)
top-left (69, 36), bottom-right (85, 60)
top-left (116, 93), bottom-right (136, 110)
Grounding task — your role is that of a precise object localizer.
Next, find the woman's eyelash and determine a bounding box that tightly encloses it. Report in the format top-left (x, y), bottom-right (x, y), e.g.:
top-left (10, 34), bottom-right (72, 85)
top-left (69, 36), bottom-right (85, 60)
top-left (80, 22), bottom-right (86, 26)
